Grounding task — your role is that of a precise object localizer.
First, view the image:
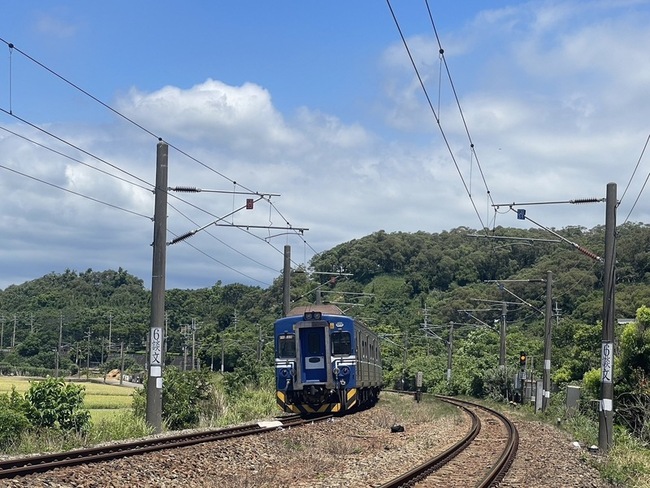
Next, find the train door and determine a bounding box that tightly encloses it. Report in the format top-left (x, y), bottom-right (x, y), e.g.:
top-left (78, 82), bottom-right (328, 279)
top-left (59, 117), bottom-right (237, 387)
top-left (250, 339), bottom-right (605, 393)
top-left (299, 326), bottom-right (327, 383)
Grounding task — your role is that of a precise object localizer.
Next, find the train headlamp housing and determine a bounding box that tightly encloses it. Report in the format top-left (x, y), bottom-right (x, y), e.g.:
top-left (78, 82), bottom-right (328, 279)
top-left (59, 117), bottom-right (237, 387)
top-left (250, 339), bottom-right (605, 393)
top-left (341, 366), bottom-right (350, 375)
top-left (303, 311), bottom-right (322, 320)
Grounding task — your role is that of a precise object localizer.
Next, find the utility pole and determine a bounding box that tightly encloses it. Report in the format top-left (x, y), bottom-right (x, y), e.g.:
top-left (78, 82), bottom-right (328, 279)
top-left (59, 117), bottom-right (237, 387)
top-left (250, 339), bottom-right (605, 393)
top-left (191, 318), bottom-right (197, 371)
top-left (221, 335), bottom-right (225, 373)
top-left (182, 325), bottom-right (188, 371)
top-left (542, 271), bottom-right (553, 412)
top-left (0, 316), bottom-right (4, 349)
top-left (56, 313), bottom-right (63, 377)
top-left (499, 302), bottom-right (507, 367)
top-left (107, 313), bottom-right (113, 359)
top-left (120, 342), bottom-right (125, 386)
top-left (447, 323), bottom-right (453, 382)
top-left (402, 329), bottom-right (408, 390)
top-left (599, 182), bottom-right (617, 452)
top-left (12, 314), bottom-right (16, 348)
top-left (86, 328), bottom-right (91, 380)
top-left (146, 141), bottom-right (168, 434)
top-left (283, 245), bottom-right (291, 316)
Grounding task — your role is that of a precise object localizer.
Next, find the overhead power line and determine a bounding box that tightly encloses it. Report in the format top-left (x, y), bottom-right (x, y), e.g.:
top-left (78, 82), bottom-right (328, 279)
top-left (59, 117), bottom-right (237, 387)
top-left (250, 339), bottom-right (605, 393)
top-left (0, 38), bottom-right (316, 279)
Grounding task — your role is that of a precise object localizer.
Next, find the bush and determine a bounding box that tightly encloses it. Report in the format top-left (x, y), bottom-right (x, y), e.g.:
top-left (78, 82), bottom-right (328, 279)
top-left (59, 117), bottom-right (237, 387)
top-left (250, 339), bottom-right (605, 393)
top-left (133, 367), bottom-right (216, 430)
top-left (24, 377), bottom-right (91, 433)
top-left (0, 391), bottom-right (30, 449)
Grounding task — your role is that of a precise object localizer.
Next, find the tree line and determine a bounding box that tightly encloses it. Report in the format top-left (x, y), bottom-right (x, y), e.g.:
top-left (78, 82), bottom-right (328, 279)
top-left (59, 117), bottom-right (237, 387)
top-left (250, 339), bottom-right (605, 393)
top-left (0, 223), bottom-right (649, 440)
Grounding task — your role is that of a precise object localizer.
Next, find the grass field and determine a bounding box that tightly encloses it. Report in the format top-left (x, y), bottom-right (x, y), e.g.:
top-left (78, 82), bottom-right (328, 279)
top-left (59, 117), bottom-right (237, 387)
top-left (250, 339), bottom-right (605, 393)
top-left (0, 376), bottom-right (137, 415)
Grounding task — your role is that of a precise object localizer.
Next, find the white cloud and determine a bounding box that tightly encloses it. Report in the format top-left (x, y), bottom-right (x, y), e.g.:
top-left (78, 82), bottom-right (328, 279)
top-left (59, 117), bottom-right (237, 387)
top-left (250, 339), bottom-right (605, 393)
top-left (1, 0), bottom-right (650, 290)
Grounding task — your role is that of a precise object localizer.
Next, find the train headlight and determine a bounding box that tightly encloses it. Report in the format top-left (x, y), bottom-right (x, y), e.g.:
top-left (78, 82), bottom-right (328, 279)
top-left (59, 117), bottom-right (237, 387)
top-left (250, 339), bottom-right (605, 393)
top-left (341, 366), bottom-right (350, 375)
top-left (280, 368), bottom-right (290, 377)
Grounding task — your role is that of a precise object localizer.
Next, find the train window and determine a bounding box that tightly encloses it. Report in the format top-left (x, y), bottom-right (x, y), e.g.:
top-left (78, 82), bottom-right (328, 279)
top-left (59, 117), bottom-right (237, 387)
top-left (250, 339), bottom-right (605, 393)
top-left (307, 330), bottom-right (321, 355)
top-left (277, 334), bottom-right (296, 358)
top-left (331, 332), bottom-right (351, 355)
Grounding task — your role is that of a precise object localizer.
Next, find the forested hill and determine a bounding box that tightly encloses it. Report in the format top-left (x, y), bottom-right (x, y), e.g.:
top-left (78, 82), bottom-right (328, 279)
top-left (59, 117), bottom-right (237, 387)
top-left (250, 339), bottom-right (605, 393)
top-left (309, 223), bottom-right (650, 322)
top-left (0, 223), bottom-right (649, 390)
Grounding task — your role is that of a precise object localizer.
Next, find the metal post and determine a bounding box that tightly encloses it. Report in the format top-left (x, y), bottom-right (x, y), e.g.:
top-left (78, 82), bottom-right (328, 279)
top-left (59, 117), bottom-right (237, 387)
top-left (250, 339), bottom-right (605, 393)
top-left (283, 245), bottom-right (291, 316)
top-left (542, 271), bottom-right (553, 412)
top-left (599, 182), bottom-right (616, 452)
top-left (146, 141), bottom-right (168, 434)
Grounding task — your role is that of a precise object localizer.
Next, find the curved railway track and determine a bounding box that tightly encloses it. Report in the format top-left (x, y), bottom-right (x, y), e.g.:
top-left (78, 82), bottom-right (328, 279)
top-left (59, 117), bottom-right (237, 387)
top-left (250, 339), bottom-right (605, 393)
top-left (0, 414), bottom-right (311, 480)
top-left (380, 395), bottom-right (519, 488)
top-left (2, 397), bottom-right (518, 486)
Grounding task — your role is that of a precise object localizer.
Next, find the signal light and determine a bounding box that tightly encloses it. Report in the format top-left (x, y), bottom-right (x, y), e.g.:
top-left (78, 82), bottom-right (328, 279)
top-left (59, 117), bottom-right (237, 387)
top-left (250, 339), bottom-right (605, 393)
top-left (519, 351), bottom-right (527, 367)
top-left (246, 198), bottom-right (254, 209)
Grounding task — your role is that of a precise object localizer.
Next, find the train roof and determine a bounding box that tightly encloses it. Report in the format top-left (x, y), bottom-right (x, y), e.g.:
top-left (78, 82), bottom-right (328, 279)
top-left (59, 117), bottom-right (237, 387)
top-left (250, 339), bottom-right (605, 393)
top-left (286, 304), bottom-right (344, 317)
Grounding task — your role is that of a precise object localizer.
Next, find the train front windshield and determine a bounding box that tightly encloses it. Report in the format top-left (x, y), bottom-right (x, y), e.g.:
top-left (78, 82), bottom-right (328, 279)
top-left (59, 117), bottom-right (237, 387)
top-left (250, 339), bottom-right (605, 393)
top-left (277, 334), bottom-right (296, 358)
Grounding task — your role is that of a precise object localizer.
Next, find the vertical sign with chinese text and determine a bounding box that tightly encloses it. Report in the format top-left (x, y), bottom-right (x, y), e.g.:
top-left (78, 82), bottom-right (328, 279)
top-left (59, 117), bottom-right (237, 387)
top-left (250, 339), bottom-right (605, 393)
top-left (150, 326), bottom-right (163, 378)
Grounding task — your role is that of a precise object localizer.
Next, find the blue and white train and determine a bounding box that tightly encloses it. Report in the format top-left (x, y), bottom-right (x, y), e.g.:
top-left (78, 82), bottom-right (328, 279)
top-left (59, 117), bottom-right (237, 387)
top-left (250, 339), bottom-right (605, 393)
top-left (274, 304), bottom-right (382, 415)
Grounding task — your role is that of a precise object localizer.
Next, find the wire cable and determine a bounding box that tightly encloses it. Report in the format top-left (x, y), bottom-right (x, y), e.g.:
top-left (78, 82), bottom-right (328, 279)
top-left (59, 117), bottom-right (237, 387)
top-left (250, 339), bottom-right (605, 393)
top-left (0, 162), bottom-right (152, 220)
top-left (386, 0), bottom-right (488, 231)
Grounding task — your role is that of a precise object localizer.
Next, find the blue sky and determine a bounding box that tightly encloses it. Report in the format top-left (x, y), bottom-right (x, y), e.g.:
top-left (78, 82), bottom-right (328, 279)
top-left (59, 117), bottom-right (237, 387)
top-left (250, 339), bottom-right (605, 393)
top-left (1, 0), bottom-right (649, 291)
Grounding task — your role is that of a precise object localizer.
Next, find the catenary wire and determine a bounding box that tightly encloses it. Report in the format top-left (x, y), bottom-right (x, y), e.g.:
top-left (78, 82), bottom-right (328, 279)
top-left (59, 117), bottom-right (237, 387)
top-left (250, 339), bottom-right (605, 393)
top-left (0, 42), bottom-right (315, 278)
top-left (0, 162), bottom-right (151, 220)
top-left (0, 124), bottom-right (152, 192)
top-left (424, 0), bottom-right (495, 208)
top-left (386, 0), bottom-right (488, 231)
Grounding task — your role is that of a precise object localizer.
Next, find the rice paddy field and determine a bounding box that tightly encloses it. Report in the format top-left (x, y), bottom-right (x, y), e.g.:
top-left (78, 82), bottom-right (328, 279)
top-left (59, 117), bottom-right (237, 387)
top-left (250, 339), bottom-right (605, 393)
top-left (0, 376), bottom-right (138, 421)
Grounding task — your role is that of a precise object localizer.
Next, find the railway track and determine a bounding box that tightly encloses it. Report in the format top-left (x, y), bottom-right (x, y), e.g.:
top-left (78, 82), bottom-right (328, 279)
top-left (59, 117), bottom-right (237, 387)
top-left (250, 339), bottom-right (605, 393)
top-left (379, 396), bottom-right (519, 488)
top-left (2, 397), bottom-right (518, 486)
top-left (0, 413), bottom-right (310, 480)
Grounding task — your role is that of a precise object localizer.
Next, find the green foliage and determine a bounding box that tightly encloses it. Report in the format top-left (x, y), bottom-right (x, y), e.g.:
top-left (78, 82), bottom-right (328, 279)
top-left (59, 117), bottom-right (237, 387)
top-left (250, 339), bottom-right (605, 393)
top-left (222, 362), bottom-right (273, 397)
top-left (87, 411), bottom-right (152, 444)
top-left (24, 377), bottom-right (90, 433)
top-left (0, 387), bottom-right (30, 449)
top-left (0, 407), bottom-right (29, 449)
top-left (134, 368), bottom-right (216, 430)
top-left (582, 368), bottom-right (601, 401)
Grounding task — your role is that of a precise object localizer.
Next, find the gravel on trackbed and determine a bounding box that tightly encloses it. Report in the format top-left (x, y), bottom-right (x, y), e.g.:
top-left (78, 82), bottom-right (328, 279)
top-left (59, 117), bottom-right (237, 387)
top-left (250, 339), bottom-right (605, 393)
top-left (4, 394), bottom-right (617, 488)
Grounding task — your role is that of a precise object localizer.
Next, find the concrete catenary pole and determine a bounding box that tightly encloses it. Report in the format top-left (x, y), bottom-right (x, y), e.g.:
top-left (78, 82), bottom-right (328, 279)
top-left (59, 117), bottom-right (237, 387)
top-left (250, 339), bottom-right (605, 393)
top-left (499, 302), bottom-right (507, 367)
top-left (146, 141), bottom-right (168, 434)
top-left (599, 182), bottom-right (617, 452)
top-left (446, 322), bottom-right (453, 382)
top-left (282, 245), bottom-right (291, 316)
top-left (542, 271), bottom-right (553, 412)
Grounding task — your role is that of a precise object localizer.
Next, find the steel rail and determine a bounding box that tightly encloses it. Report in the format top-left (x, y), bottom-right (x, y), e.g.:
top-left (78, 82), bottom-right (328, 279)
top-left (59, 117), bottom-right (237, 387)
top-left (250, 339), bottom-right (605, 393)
top-left (379, 395), bottom-right (518, 488)
top-left (378, 398), bottom-right (481, 488)
top-left (0, 414), bottom-right (309, 479)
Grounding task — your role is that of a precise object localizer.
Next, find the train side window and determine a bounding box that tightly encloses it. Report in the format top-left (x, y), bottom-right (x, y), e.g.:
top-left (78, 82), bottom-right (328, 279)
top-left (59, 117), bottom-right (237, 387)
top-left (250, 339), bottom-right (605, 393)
top-left (277, 334), bottom-right (295, 358)
top-left (331, 332), bottom-right (351, 355)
